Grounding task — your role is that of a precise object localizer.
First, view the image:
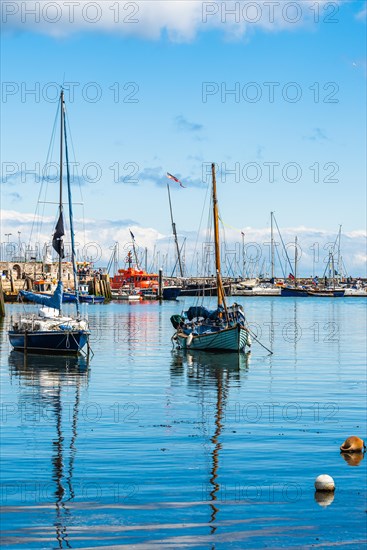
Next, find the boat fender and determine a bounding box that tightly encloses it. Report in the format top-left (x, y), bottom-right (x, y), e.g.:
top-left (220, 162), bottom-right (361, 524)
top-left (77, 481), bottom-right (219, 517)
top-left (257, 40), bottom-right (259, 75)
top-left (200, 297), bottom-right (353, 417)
top-left (170, 314), bottom-right (184, 329)
top-left (187, 334), bottom-right (193, 347)
top-left (247, 335), bottom-right (252, 347)
top-left (59, 324), bottom-right (72, 331)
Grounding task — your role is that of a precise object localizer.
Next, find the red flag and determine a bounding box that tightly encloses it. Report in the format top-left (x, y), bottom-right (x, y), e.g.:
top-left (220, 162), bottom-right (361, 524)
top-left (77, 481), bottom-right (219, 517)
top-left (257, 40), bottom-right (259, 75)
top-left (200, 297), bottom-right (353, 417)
top-left (289, 273), bottom-right (295, 280)
top-left (166, 172), bottom-right (186, 188)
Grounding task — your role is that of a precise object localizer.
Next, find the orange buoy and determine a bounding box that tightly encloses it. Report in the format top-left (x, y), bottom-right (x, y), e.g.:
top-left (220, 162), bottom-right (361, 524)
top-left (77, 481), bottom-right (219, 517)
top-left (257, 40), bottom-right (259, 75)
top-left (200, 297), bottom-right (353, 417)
top-left (340, 436), bottom-right (366, 453)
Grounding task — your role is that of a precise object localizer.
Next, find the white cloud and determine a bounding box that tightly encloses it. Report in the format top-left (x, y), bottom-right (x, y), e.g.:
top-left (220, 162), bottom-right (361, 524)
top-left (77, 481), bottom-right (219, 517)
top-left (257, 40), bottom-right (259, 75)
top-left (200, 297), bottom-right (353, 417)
top-left (1, 209), bottom-right (365, 276)
top-left (1, 1), bottom-right (341, 41)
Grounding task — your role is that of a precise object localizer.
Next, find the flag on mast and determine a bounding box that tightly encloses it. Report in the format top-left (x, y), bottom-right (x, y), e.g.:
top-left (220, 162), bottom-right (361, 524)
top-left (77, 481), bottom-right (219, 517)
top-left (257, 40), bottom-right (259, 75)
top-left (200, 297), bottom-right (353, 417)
top-left (166, 172), bottom-right (186, 188)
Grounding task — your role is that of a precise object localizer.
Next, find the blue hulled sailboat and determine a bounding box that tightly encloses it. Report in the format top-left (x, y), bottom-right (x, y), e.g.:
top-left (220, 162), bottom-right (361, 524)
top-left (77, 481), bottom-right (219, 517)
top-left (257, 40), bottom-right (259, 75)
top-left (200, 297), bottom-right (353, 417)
top-left (8, 91), bottom-right (90, 355)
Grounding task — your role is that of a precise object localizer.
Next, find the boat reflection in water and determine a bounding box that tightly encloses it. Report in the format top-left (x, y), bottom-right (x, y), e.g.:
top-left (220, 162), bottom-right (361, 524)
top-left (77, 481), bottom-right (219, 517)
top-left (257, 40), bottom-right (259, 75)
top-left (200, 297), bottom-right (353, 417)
top-left (171, 350), bottom-right (250, 533)
top-left (8, 352), bottom-right (89, 548)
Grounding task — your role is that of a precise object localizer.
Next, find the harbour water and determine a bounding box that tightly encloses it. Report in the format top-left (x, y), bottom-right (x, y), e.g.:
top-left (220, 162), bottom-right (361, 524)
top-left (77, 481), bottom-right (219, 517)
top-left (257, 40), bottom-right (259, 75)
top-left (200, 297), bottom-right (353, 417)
top-left (1, 296), bottom-right (366, 548)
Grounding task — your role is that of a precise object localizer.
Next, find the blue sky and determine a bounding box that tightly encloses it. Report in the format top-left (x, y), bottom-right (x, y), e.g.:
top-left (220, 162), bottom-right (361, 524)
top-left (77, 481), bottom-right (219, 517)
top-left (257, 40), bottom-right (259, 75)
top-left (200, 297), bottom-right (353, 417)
top-left (1, 0), bottom-right (366, 275)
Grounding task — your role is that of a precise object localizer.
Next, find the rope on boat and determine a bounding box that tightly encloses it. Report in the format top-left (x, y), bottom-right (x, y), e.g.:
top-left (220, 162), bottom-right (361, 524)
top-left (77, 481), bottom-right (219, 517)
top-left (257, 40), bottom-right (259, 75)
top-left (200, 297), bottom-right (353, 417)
top-left (245, 323), bottom-right (273, 355)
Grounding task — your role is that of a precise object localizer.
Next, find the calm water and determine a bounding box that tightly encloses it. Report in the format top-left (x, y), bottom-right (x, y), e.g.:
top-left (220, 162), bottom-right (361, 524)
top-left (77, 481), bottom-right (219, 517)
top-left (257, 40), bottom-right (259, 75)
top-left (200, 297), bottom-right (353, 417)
top-left (1, 297), bottom-right (366, 549)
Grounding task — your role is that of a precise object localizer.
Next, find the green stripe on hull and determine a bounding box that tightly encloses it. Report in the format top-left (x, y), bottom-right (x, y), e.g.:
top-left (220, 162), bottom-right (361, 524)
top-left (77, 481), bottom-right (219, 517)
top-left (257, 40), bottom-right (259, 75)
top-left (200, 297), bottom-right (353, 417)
top-left (177, 325), bottom-right (250, 352)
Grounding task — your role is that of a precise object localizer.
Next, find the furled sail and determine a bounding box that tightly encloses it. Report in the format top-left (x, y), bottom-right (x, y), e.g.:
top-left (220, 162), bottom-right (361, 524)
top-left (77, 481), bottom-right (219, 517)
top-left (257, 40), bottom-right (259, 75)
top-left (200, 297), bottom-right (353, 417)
top-left (19, 281), bottom-right (63, 311)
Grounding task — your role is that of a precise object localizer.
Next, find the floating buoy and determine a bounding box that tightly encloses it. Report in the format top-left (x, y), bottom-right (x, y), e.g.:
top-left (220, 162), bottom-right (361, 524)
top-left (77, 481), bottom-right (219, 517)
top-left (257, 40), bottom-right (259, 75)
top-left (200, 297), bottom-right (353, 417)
top-left (340, 436), bottom-right (366, 453)
top-left (314, 474), bottom-right (335, 492)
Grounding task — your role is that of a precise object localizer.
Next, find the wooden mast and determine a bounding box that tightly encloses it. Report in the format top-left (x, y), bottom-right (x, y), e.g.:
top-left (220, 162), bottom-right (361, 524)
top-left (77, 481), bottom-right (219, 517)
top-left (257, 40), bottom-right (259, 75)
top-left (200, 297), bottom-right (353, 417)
top-left (211, 163), bottom-right (228, 316)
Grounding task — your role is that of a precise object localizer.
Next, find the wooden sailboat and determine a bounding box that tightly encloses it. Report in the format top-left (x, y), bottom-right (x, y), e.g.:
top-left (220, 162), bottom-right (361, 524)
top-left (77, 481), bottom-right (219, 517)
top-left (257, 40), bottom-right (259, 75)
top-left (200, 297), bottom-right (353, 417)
top-left (171, 164), bottom-right (251, 352)
top-left (8, 91), bottom-right (90, 354)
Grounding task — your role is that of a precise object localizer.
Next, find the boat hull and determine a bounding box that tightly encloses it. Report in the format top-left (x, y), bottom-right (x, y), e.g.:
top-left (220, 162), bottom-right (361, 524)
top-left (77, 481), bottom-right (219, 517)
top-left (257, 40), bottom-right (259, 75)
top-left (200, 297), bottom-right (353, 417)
top-left (177, 325), bottom-right (250, 352)
top-left (234, 287), bottom-right (281, 296)
top-left (8, 330), bottom-right (89, 354)
top-left (307, 290), bottom-right (345, 297)
top-left (281, 287), bottom-right (309, 297)
top-left (162, 287), bottom-right (181, 300)
top-left (79, 295), bottom-right (105, 304)
top-left (344, 289), bottom-right (367, 297)
top-left (4, 292), bottom-right (19, 303)
top-left (63, 292), bottom-right (105, 304)
top-left (111, 293), bottom-right (141, 301)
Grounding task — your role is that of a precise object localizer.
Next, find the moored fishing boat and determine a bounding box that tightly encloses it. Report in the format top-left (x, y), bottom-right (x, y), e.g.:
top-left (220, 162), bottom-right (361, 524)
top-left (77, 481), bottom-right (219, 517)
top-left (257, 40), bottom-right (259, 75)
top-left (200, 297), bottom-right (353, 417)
top-left (171, 164), bottom-right (251, 353)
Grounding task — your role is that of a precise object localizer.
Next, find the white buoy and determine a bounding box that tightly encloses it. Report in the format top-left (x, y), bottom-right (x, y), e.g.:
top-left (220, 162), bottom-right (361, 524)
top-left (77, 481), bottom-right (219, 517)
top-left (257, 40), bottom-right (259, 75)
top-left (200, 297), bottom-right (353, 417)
top-left (314, 474), bottom-right (335, 492)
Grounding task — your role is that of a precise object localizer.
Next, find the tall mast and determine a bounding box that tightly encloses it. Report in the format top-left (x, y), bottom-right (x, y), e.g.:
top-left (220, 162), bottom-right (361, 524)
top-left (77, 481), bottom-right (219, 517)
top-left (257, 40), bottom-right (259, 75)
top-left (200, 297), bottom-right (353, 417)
top-left (212, 163), bottom-right (227, 313)
top-left (129, 233), bottom-right (140, 270)
top-left (329, 251), bottom-right (334, 279)
top-left (337, 224), bottom-right (342, 281)
top-left (294, 236), bottom-right (298, 287)
top-left (167, 184), bottom-right (183, 277)
top-left (114, 243), bottom-right (119, 275)
top-left (64, 93), bottom-right (80, 315)
top-left (132, 242), bottom-right (140, 269)
top-left (241, 232), bottom-right (245, 278)
top-left (271, 211), bottom-right (274, 280)
top-left (58, 90), bottom-right (64, 283)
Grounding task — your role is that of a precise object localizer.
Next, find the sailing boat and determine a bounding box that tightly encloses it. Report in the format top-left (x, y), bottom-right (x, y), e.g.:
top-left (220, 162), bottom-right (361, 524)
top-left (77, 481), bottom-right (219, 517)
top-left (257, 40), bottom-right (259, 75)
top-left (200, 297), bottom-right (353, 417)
top-left (8, 90), bottom-right (90, 354)
top-left (280, 236), bottom-right (309, 297)
top-left (307, 251), bottom-right (345, 297)
top-left (170, 164), bottom-right (251, 352)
